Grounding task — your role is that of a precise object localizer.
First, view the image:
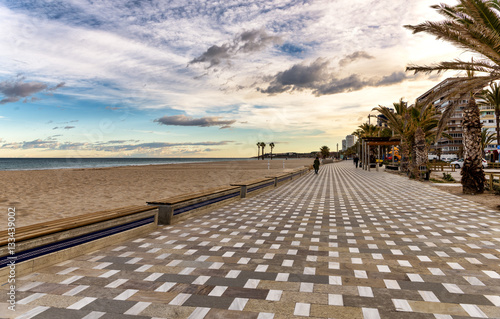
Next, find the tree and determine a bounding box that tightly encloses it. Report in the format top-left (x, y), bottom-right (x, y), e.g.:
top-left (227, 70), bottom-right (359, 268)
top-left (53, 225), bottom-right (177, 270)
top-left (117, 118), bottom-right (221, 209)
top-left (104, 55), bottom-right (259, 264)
top-left (404, 0), bottom-right (496, 193)
top-left (269, 142), bottom-right (275, 160)
top-left (478, 81), bottom-right (500, 147)
top-left (257, 142), bottom-right (261, 160)
top-left (320, 146), bottom-right (330, 159)
top-left (260, 142), bottom-right (266, 160)
top-left (481, 128), bottom-right (497, 156)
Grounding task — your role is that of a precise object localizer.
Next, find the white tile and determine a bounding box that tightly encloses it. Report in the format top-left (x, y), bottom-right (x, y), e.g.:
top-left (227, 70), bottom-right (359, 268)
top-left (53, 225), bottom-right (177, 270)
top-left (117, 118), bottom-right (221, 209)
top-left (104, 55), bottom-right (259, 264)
top-left (81, 311), bottom-right (106, 319)
top-left (226, 270), bottom-right (241, 278)
top-left (187, 307), bottom-right (211, 319)
top-left (407, 274), bottom-right (424, 282)
top-left (419, 290), bottom-right (440, 302)
top-left (358, 286), bottom-right (373, 298)
top-left (135, 264), bottom-right (153, 272)
top-left (392, 299), bottom-right (412, 312)
top-left (18, 282), bottom-right (43, 292)
top-left (179, 267), bottom-right (195, 275)
top-left (485, 295), bottom-right (500, 307)
top-left (483, 270), bottom-right (500, 279)
top-left (155, 282), bottom-right (176, 292)
top-left (99, 270), bottom-right (120, 278)
top-left (257, 313), bottom-right (274, 319)
top-left (266, 290), bottom-right (283, 301)
top-left (293, 303), bottom-right (310, 316)
top-left (209, 286), bottom-right (227, 297)
top-left (300, 282), bottom-right (314, 292)
top-left (282, 260), bottom-right (294, 267)
top-left (124, 302), bottom-right (151, 315)
top-left (192, 276), bottom-right (211, 285)
top-left (228, 297), bottom-right (249, 311)
top-left (93, 262), bottom-right (112, 270)
top-left (63, 285), bottom-right (89, 296)
top-left (355, 270), bottom-right (368, 278)
top-left (106, 279), bottom-right (128, 288)
top-left (255, 265), bottom-right (268, 272)
top-left (144, 273), bottom-right (163, 281)
top-left (18, 293), bottom-right (46, 305)
top-left (57, 267), bottom-right (79, 275)
top-left (329, 262), bottom-right (340, 269)
top-left (464, 276), bottom-right (485, 286)
top-left (68, 297), bottom-right (97, 310)
top-left (169, 293), bottom-right (191, 306)
top-left (443, 283), bottom-right (464, 294)
top-left (329, 276), bottom-right (342, 285)
top-left (362, 307), bottom-right (381, 319)
top-left (125, 257), bottom-right (142, 264)
top-left (244, 279), bottom-right (260, 289)
top-left (328, 294), bottom-right (343, 306)
top-left (276, 273), bottom-right (289, 281)
top-left (377, 265), bottom-right (390, 273)
top-left (114, 289), bottom-right (138, 300)
top-left (384, 279), bottom-right (400, 290)
top-left (460, 304), bottom-right (487, 318)
top-left (303, 267), bottom-right (315, 275)
top-left (428, 268), bottom-right (445, 276)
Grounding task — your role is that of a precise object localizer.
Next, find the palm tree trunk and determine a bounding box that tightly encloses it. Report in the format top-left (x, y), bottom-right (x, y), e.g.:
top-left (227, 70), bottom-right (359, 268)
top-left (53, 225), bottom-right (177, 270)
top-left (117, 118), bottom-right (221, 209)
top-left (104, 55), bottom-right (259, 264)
top-left (461, 99), bottom-right (485, 194)
top-left (400, 139), bottom-right (410, 173)
top-left (413, 126), bottom-right (428, 180)
top-left (496, 109), bottom-right (500, 147)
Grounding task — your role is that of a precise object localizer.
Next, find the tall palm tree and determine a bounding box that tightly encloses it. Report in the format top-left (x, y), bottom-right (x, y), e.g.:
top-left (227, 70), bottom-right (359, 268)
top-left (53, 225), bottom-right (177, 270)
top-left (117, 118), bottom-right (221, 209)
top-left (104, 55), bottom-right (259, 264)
top-left (257, 142), bottom-right (261, 160)
top-left (404, 0), bottom-right (497, 193)
top-left (269, 142), bottom-right (275, 160)
top-left (260, 142), bottom-right (266, 160)
top-left (478, 81), bottom-right (500, 147)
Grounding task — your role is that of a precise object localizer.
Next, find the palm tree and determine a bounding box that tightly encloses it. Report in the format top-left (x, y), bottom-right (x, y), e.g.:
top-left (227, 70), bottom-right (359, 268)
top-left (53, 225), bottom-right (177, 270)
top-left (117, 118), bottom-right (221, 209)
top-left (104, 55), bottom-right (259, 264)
top-left (481, 128), bottom-right (498, 156)
top-left (260, 142), bottom-right (266, 160)
top-left (404, 0), bottom-right (497, 193)
top-left (320, 146), bottom-right (330, 159)
top-left (269, 142), bottom-right (275, 160)
top-left (257, 142), bottom-right (261, 160)
top-left (478, 81), bottom-right (500, 147)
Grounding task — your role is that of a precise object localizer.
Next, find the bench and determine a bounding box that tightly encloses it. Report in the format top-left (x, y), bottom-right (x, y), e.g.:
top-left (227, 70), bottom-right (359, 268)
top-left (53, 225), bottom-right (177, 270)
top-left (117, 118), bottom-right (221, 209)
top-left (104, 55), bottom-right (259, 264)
top-left (148, 186), bottom-right (241, 225)
top-left (486, 172), bottom-right (500, 190)
top-left (230, 178), bottom-right (275, 198)
top-left (0, 205), bottom-right (158, 281)
top-left (429, 163), bottom-right (456, 172)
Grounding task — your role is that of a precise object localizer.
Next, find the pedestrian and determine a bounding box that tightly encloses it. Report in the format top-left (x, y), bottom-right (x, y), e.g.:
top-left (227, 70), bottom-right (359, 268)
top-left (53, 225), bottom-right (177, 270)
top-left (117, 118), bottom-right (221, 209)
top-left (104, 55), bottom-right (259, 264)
top-left (353, 154), bottom-right (359, 168)
top-left (313, 156), bottom-right (320, 174)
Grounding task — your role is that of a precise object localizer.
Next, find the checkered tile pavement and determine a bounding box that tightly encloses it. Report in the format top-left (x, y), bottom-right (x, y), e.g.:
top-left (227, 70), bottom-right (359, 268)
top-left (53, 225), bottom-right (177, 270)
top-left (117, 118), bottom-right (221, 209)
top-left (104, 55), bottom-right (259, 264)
top-left (3, 161), bottom-right (500, 318)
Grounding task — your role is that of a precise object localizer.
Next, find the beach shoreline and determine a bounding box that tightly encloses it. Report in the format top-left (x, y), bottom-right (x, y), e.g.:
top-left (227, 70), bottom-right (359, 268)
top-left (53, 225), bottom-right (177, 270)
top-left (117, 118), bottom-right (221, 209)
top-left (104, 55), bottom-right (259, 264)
top-left (0, 159), bottom-right (312, 230)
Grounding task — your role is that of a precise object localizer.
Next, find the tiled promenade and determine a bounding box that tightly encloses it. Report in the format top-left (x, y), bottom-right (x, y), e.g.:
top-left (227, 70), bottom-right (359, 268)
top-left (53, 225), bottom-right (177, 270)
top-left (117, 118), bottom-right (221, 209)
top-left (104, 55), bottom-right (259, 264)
top-left (4, 161), bottom-right (500, 319)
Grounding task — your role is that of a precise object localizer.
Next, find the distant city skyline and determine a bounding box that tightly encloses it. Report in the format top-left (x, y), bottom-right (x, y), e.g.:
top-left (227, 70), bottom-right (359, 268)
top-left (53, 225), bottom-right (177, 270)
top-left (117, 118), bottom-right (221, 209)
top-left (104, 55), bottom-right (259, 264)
top-left (0, 0), bottom-right (470, 157)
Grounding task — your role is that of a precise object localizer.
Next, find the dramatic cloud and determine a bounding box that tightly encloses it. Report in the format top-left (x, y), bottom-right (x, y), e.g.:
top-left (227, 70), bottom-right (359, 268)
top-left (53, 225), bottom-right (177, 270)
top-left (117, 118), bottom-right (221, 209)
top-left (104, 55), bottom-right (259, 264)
top-left (258, 59), bottom-right (407, 96)
top-left (0, 77), bottom-right (65, 104)
top-left (189, 28), bottom-right (282, 68)
top-left (154, 115), bottom-right (236, 128)
top-left (339, 51), bottom-right (374, 67)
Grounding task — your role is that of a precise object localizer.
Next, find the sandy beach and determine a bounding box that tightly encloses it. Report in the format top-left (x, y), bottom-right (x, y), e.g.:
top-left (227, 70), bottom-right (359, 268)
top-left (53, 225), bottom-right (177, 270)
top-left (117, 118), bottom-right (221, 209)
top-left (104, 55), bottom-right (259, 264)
top-left (0, 159), bottom-right (312, 230)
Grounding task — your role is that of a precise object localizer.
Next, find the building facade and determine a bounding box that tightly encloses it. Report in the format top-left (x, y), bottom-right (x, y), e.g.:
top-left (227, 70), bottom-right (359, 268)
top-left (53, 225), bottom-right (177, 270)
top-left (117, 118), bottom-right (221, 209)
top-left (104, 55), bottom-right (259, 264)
top-left (480, 104), bottom-right (498, 157)
top-left (346, 135), bottom-right (355, 148)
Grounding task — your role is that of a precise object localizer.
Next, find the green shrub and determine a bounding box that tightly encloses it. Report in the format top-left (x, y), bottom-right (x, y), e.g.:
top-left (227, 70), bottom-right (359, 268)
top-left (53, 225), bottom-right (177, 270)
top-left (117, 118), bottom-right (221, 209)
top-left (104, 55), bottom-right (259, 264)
top-left (493, 184), bottom-right (500, 196)
top-left (442, 173), bottom-right (455, 182)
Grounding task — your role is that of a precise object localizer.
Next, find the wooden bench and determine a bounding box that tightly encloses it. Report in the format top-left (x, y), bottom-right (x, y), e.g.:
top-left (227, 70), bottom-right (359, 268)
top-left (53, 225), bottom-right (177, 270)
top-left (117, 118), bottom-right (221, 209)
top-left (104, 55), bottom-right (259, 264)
top-left (230, 178), bottom-right (275, 198)
top-left (148, 186), bottom-right (241, 225)
top-left (429, 163), bottom-right (456, 172)
top-left (0, 205), bottom-right (158, 281)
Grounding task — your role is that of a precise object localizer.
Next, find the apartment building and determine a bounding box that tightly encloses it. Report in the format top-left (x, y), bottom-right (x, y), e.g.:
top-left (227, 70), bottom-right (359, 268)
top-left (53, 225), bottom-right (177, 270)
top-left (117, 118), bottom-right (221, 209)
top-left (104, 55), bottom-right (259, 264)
top-left (480, 104), bottom-right (498, 156)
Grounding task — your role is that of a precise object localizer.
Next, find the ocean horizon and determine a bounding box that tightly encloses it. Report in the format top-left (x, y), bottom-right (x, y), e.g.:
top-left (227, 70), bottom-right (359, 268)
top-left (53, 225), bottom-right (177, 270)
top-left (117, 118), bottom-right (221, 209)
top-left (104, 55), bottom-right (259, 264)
top-left (0, 157), bottom-right (252, 171)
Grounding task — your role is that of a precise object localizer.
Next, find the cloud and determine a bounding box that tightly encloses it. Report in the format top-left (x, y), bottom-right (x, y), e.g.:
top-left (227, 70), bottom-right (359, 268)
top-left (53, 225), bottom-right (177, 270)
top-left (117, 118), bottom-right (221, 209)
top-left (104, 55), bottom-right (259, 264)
top-left (339, 51), bottom-right (374, 67)
top-left (189, 28), bottom-right (282, 68)
top-left (1, 138), bottom-right (233, 153)
top-left (0, 77), bottom-right (65, 104)
top-left (258, 58), bottom-right (407, 96)
top-left (154, 115), bottom-right (236, 128)
top-left (52, 126), bottom-right (75, 130)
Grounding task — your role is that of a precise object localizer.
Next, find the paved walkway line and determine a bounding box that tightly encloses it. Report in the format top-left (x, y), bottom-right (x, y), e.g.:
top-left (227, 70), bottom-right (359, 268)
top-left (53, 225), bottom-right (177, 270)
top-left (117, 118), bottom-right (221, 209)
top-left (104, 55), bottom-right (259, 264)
top-left (2, 161), bottom-right (500, 319)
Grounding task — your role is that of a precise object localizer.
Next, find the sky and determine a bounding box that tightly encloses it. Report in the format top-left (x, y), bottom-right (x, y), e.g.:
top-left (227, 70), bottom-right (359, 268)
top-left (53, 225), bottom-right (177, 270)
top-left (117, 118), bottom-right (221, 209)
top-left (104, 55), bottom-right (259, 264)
top-left (0, 0), bottom-right (469, 158)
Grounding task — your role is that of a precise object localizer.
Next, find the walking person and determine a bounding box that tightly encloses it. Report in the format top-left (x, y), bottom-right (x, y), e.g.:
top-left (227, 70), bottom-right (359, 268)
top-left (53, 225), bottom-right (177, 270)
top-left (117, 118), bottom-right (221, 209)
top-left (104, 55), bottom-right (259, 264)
top-left (353, 154), bottom-right (359, 168)
top-left (313, 156), bottom-right (320, 174)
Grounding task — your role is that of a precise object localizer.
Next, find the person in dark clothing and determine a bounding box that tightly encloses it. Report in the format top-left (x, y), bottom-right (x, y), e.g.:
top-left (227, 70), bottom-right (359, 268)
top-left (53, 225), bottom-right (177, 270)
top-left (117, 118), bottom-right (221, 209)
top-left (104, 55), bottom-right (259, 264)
top-left (353, 155), bottom-right (359, 168)
top-left (313, 157), bottom-right (320, 174)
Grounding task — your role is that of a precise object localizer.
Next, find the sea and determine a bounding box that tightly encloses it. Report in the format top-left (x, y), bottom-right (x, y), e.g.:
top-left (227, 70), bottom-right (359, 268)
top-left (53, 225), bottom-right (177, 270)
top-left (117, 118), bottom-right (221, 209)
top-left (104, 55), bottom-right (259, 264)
top-left (0, 158), bottom-right (251, 171)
